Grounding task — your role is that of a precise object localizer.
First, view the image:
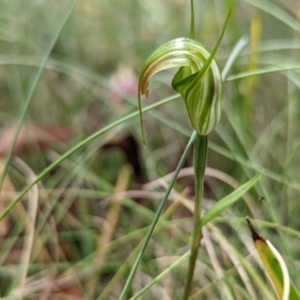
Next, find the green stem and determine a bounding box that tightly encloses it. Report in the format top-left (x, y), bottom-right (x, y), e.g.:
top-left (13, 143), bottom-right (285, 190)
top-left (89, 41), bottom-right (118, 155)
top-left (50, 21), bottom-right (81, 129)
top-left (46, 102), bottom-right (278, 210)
top-left (119, 130), bottom-right (197, 300)
top-left (190, 0), bottom-right (195, 39)
top-left (182, 134), bottom-right (208, 300)
top-left (130, 251), bottom-right (191, 300)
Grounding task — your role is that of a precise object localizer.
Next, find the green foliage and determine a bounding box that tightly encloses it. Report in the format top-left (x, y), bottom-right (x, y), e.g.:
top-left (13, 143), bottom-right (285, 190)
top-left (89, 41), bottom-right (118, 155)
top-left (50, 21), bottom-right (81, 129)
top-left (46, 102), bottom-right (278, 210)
top-left (0, 0), bottom-right (300, 299)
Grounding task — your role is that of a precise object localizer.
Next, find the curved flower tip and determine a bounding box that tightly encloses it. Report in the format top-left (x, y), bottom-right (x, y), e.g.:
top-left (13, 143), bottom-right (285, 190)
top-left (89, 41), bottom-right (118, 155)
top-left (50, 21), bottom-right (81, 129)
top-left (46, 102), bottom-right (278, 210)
top-left (138, 37), bottom-right (222, 142)
top-left (246, 217), bottom-right (292, 300)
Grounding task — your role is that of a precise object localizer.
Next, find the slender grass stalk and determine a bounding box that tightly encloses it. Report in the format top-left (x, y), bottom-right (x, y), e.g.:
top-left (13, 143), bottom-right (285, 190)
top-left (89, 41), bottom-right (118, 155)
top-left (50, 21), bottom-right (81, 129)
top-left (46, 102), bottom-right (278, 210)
top-left (128, 173), bottom-right (262, 299)
top-left (99, 202), bottom-right (181, 300)
top-left (182, 134), bottom-right (208, 299)
top-left (0, 0), bottom-right (78, 193)
top-left (243, 0), bottom-right (300, 33)
top-left (118, 130), bottom-right (197, 300)
top-left (190, 0), bottom-right (194, 39)
top-left (130, 251), bottom-right (191, 300)
top-left (0, 95), bottom-right (179, 222)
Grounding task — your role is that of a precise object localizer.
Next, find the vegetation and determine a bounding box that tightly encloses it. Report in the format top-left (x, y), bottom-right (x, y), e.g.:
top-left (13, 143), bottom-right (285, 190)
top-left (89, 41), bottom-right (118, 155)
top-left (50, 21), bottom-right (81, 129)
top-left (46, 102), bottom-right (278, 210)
top-left (0, 0), bottom-right (300, 299)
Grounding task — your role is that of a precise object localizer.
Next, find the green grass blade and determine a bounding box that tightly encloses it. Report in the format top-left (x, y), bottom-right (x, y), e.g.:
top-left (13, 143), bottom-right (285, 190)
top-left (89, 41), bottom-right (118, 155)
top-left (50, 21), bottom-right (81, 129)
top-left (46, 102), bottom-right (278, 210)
top-left (0, 95), bottom-right (178, 222)
top-left (118, 130), bottom-right (197, 300)
top-left (243, 0), bottom-right (300, 33)
top-left (225, 65), bottom-right (300, 82)
top-left (129, 251), bottom-right (191, 300)
top-left (0, 0), bottom-right (78, 192)
top-left (193, 171), bottom-right (263, 235)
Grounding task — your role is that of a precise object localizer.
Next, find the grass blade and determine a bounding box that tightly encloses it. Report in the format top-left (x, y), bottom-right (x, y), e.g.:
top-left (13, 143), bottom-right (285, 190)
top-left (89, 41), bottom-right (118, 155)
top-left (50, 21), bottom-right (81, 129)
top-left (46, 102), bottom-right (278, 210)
top-left (193, 171), bottom-right (263, 235)
top-left (0, 0), bottom-right (78, 193)
top-left (243, 0), bottom-right (300, 33)
top-left (0, 95), bottom-right (178, 222)
top-left (118, 131), bottom-right (197, 300)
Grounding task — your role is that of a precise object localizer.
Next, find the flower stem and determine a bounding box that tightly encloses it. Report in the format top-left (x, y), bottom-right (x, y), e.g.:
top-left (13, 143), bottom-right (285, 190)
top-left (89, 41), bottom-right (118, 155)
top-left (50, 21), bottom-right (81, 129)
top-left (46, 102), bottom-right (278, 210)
top-left (182, 134), bottom-right (208, 300)
top-left (190, 0), bottom-right (195, 39)
top-left (119, 131), bottom-right (197, 300)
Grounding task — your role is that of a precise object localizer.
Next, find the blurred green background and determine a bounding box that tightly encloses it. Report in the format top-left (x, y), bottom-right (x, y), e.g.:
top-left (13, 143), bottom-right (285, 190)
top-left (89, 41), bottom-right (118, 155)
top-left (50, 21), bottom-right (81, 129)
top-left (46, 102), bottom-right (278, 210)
top-left (0, 0), bottom-right (300, 299)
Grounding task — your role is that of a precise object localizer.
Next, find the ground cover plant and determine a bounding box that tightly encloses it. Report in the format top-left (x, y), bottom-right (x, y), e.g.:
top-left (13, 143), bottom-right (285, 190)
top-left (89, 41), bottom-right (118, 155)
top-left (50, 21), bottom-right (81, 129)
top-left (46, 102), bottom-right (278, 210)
top-left (0, 0), bottom-right (300, 299)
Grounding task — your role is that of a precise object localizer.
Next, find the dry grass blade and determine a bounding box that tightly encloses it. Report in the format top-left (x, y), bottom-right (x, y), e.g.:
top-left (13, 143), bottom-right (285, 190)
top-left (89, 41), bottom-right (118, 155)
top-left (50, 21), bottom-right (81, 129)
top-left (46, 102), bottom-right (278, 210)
top-left (9, 157), bottom-right (39, 300)
top-left (144, 166), bottom-right (258, 217)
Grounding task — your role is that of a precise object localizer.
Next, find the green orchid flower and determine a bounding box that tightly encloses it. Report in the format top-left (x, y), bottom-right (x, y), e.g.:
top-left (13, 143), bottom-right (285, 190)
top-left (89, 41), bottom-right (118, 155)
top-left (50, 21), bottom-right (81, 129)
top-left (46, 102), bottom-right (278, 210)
top-left (138, 37), bottom-right (222, 142)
